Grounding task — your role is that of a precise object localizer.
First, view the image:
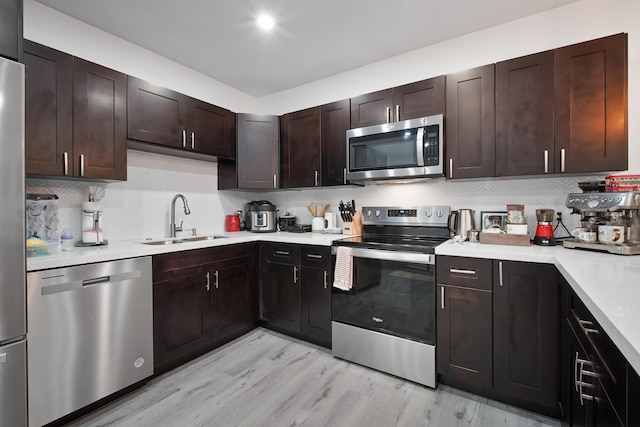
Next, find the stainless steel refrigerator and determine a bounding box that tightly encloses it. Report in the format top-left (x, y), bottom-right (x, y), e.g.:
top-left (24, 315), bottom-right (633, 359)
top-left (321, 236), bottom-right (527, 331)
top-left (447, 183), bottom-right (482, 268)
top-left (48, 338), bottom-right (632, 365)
top-left (0, 55), bottom-right (27, 426)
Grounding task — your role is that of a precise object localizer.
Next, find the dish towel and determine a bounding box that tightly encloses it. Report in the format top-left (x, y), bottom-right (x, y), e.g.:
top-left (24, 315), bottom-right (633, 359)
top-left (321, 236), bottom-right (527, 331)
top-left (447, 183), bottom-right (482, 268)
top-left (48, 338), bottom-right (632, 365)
top-left (333, 246), bottom-right (354, 291)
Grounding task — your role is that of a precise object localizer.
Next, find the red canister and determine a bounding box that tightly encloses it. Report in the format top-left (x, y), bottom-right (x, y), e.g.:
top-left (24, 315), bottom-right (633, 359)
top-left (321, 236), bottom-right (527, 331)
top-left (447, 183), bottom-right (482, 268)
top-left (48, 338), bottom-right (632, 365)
top-left (225, 214), bottom-right (240, 232)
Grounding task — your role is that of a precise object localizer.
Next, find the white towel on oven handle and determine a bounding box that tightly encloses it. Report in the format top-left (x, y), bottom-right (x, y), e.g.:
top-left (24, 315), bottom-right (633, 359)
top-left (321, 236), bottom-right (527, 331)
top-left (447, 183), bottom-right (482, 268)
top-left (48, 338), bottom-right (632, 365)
top-left (333, 246), bottom-right (353, 291)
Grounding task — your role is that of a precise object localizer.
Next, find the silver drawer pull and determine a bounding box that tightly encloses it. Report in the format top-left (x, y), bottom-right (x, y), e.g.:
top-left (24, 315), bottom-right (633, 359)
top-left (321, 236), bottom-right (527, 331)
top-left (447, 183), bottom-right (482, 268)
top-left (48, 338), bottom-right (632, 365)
top-left (275, 250), bottom-right (290, 256)
top-left (293, 266), bottom-right (298, 284)
top-left (323, 271), bottom-right (328, 289)
top-left (450, 268), bottom-right (476, 275)
top-left (307, 254), bottom-right (323, 259)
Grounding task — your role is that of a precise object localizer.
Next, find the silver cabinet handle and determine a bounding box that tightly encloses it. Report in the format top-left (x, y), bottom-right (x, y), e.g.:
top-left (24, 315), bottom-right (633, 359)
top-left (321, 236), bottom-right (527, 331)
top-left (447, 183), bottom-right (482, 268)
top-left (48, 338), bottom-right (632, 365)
top-left (343, 168), bottom-right (347, 185)
top-left (275, 250), bottom-right (290, 256)
top-left (499, 261), bottom-right (504, 287)
top-left (63, 152), bottom-right (69, 176)
top-left (323, 270), bottom-right (328, 289)
top-left (214, 270), bottom-right (219, 289)
top-left (449, 158), bottom-right (453, 179)
top-left (441, 286), bottom-right (445, 309)
top-left (293, 266), bottom-right (298, 284)
top-left (450, 268), bottom-right (476, 275)
top-left (182, 130), bottom-right (186, 148)
top-left (205, 272), bottom-right (210, 291)
top-left (386, 107), bottom-right (391, 124)
top-left (191, 132), bottom-right (195, 150)
top-left (544, 150), bottom-right (549, 174)
top-left (578, 319), bottom-right (599, 335)
top-left (315, 170), bottom-right (319, 187)
top-left (575, 353), bottom-right (596, 406)
top-left (561, 148), bottom-right (566, 173)
top-left (79, 154), bottom-right (85, 177)
top-left (307, 253), bottom-right (323, 260)
top-left (273, 174), bottom-right (277, 189)
top-left (395, 105), bottom-right (400, 122)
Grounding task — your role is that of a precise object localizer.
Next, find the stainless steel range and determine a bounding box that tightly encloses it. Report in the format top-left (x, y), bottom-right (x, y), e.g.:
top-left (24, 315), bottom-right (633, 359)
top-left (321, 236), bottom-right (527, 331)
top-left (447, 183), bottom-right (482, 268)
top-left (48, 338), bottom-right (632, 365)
top-left (331, 205), bottom-right (451, 388)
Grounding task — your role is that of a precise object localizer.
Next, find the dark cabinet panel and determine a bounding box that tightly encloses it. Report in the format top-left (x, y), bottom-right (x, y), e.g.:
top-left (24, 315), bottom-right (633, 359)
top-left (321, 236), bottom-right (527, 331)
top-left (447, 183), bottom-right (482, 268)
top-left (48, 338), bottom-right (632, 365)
top-left (212, 260), bottom-right (257, 343)
top-left (393, 76), bottom-right (445, 121)
top-left (495, 51), bottom-right (555, 176)
top-left (235, 113), bottom-right (280, 189)
top-left (24, 40), bottom-right (73, 177)
top-left (300, 246), bottom-right (332, 348)
top-left (628, 366), bottom-right (640, 427)
top-left (320, 99), bottom-right (350, 186)
top-left (127, 76), bottom-right (187, 149)
top-left (187, 98), bottom-right (235, 158)
top-left (281, 107), bottom-right (321, 188)
top-left (555, 33), bottom-right (627, 173)
top-left (350, 88), bottom-right (393, 128)
top-left (73, 58), bottom-right (127, 180)
top-left (437, 283), bottom-right (492, 392)
top-left (445, 64), bottom-right (496, 179)
top-left (0, 0), bottom-right (21, 61)
top-left (493, 261), bottom-right (558, 416)
top-left (264, 261), bottom-right (300, 334)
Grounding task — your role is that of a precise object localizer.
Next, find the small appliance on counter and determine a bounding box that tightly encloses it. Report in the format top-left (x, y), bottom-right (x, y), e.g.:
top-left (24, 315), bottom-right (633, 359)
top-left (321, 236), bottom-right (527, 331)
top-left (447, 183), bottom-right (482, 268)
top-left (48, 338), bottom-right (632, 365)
top-left (448, 209), bottom-right (475, 241)
top-left (565, 191), bottom-right (640, 255)
top-left (245, 200), bottom-right (277, 232)
top-left (278, 212), bottom-right (297, 232)
top-left (225, 213), bottom-right (241, 232)
top-left (533, 209), bottom-right (556, 246)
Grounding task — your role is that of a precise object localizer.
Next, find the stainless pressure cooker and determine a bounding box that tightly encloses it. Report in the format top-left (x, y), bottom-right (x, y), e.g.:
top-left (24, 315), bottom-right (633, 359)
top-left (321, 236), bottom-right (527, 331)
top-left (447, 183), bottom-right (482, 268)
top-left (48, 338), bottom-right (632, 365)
top-left (246, 200), bottom-right (277, 232)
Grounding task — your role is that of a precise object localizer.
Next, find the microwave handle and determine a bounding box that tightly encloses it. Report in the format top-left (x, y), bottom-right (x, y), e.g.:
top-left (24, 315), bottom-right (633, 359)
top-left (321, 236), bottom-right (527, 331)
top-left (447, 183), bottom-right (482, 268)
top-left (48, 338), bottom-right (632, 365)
top-left (416, 128), bottom-right (425, 166)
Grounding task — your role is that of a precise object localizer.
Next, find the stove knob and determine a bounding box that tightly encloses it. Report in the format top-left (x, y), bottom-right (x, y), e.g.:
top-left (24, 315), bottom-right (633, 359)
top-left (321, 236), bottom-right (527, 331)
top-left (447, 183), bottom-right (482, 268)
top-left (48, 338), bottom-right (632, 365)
top-left (436, 210), bottom-right (443, 217)
top-left (365, 209), bottom-right (372, 217)
top-left (425, 210), bottom-right (432, 217)
top-left (375, 209), bottom-right (381, 217)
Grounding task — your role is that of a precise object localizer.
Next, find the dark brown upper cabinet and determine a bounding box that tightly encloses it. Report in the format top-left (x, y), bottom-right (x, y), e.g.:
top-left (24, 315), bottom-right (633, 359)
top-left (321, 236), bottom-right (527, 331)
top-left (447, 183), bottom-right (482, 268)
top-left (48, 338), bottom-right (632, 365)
top-left (495, 51), bottom-right (555, 177)
top-left (350, 76), bottom-right (445, 128)
top-left (445, 64), bottom-right (496, 179)
top-left (218, 113), bottom-right (279, 190)
top-left (127, 76), bottom-right (235, 159)
top-left (555, 33), bottom-right (627, 174)
top-left (24, 40), bottom-right (126, 180)
top-left (0, 0), bottom-right (22, 61)
top-left (281, 106), bottom-right (321, 188)
top-left (321, 99), bottom-right (350, 186)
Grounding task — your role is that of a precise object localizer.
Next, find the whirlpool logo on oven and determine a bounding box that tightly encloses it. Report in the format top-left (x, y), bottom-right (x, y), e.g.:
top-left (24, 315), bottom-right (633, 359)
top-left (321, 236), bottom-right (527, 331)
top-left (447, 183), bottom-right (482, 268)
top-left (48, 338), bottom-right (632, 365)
top-left (372, 316), bottom-right (384, 323)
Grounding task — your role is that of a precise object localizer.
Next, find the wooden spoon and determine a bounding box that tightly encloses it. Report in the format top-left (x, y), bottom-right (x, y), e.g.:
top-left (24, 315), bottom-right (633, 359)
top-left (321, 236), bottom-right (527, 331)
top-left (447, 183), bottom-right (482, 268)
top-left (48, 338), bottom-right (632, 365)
top-left (322, 204), bottom-right (331, 216)
top-left (308, 203), bottom-right (317, 217)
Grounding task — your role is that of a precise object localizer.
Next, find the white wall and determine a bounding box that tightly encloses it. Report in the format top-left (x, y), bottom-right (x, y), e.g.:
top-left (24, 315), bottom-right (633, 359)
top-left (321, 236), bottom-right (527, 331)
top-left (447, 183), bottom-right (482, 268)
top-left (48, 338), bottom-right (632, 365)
top-left (23, 0), bottom-right (640, 241)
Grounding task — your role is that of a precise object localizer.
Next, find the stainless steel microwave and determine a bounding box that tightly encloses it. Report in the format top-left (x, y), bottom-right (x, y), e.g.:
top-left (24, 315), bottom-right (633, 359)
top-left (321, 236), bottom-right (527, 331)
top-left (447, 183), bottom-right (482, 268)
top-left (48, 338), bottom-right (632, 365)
top-left (346, 114), bottom-right (444, 183)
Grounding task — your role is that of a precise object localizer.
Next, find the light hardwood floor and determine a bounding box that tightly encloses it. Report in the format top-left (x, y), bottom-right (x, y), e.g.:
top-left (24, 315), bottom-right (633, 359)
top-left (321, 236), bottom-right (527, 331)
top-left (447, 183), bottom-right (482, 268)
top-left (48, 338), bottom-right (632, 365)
top-left (68, 328), bottom-right (561, 427)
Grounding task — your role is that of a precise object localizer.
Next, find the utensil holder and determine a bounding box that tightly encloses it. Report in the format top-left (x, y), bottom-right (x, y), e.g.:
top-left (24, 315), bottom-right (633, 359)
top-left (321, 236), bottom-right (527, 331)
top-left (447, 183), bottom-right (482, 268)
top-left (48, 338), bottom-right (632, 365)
top-left (342, 212), bottom-right (363, 235)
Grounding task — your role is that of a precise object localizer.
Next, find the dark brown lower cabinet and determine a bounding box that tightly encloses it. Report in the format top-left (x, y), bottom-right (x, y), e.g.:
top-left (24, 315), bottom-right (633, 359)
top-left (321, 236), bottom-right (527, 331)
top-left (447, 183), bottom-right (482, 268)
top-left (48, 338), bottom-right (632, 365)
top-left (437, 256), bottom-right (559, 418)
top-left (263, 261), bottom-right (301, 334)
top-left (153, 243), bottom-right (257, 373)
top-left (629, 367), bottom-right (640, 427)
top-left (300, 246), bottom-right (332, 348)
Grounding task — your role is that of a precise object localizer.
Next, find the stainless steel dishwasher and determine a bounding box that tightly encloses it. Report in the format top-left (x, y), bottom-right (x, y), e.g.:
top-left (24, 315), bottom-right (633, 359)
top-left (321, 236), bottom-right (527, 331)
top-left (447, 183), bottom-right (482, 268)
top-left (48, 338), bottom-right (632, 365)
top-left (27, 257), bottom-right (153, 426)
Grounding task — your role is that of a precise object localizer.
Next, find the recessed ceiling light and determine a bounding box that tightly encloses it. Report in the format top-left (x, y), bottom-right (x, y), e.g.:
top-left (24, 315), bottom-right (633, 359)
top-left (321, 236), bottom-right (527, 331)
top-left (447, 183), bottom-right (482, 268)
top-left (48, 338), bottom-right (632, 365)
top-left (256, 13), bottom-right (275, 31)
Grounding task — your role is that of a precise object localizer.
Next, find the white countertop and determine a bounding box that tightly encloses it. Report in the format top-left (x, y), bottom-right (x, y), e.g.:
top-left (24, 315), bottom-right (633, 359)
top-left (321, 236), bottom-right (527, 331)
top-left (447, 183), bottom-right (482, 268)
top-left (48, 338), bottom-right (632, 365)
top-left (26, 230), bottom-right (348, 272)
top-left (436, 240), bottom-right (640, 375)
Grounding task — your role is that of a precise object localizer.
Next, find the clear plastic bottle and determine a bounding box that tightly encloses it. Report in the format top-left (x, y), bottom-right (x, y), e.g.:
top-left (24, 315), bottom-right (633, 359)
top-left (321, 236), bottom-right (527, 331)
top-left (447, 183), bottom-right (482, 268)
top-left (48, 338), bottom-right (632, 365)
top-left (60, 229), bottom-right (74, 251)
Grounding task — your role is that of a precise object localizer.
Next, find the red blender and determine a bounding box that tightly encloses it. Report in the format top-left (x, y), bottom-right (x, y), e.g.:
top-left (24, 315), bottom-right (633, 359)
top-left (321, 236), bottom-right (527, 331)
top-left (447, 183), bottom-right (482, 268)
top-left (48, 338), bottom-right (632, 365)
top-left (533, 209), bottom-right (556, 246)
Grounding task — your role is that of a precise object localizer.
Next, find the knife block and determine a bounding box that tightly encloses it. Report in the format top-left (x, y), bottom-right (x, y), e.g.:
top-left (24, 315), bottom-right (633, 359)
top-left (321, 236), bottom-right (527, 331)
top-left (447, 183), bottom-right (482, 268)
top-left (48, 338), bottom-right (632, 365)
top-left (342, 212), bottom-right (363, 235)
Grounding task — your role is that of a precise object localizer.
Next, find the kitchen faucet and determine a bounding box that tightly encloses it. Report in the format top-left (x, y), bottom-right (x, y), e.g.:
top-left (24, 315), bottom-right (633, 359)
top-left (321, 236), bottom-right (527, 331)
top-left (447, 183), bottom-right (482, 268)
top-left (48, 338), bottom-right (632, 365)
top-left (170, 194), bottom-right (191, 237)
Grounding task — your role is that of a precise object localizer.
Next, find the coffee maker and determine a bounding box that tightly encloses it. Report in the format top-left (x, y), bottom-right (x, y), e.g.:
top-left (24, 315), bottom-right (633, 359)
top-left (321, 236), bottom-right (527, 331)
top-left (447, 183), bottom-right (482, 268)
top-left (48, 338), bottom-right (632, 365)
top-left (533, 209), bottom-right (556, 246)
top-left (565, 191), bottom-right (640, 255)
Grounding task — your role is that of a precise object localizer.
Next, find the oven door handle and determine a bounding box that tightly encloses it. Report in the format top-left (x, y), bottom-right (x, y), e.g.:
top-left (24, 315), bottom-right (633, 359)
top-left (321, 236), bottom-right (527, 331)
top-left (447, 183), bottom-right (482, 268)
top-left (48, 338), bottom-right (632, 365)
top-left (333, 246), bottom-right (434, 265)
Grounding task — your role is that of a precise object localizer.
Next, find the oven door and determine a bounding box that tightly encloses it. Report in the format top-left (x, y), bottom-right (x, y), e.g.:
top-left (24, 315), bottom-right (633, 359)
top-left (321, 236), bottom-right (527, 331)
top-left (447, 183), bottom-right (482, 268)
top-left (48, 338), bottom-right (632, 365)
top-left (332, 247), bottom-right (435, 344)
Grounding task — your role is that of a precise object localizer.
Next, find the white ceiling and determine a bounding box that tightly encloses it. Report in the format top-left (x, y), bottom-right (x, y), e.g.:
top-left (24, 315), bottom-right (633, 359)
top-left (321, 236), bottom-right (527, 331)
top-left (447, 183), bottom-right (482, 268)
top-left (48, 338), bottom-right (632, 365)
top-left (35, 0), bottom-right (581, 98)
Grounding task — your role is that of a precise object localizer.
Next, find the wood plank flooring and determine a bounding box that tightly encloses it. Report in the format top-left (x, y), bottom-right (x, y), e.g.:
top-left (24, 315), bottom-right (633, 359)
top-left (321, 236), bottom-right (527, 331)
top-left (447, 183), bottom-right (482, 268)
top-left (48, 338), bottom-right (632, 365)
top-left (67, 328), bottom-right (561, 427)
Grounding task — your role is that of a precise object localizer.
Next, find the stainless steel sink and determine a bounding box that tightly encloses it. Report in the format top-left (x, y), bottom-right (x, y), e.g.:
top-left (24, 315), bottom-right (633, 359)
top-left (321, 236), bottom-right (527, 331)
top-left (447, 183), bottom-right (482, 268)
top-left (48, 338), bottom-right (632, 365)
top-left (139, 235), bottom-right (226, 245)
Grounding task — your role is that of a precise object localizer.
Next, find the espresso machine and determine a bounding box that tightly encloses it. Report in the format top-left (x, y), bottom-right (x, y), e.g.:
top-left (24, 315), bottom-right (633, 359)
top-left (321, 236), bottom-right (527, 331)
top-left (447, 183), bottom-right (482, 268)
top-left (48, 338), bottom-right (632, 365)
top-left (565, 191), bottom-right (640, 255)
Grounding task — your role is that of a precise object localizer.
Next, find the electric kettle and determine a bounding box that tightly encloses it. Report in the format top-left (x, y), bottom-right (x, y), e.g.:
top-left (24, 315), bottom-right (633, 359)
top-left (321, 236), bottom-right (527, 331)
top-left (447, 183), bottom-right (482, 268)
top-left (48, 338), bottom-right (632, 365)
top-left (448, 209), bottom-right (476, 240)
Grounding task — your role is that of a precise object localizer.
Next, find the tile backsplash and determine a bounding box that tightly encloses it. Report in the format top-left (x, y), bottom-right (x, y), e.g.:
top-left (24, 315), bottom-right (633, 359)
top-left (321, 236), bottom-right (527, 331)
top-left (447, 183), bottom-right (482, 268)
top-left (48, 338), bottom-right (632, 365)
top-left (27, 149), bottom-right (606, 242)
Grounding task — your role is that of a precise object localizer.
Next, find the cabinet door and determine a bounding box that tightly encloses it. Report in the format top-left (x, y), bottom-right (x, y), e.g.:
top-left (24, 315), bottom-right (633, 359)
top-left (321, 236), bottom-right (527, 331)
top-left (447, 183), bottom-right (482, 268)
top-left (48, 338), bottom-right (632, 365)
top-left (437, 284), bottom-right (492, 392)
top-left (496, 51), bottom-right (555, 177)
top-left (445, 64), bottom-right (495, 179)
top-left (24, 40), bottom-right (73, 177)
top-left (212, 262), bottom-right (257, 343)
top-left (187, 98), bottom-right (235, 158)
top-left (393, 76), bottom-right (445, 121)
top-left (493, 261), bottom-right (558, 416)
top-left (127, 76), bottom-right (188, 148)
top-left (236, 113), bottom-right (280, 189)
top-left (300, 246), bottom-right (332, 348)
top-left (263, 261), bottom-right (300, 334)
top-left (73, 58), bottom-right (127, 180)
top-left (321, 99), bottom-right (350, 186)
top-left (350, 88), bottom-right (393, 128)
top-left (153, 272), bottom-right (213, 370)
top-left (0, 0), bottom-right (21, 61)
top-left (281, 106), bottom-right (321, 188)
top-left (555, 33), bottom-right (627, 173)
top-left (628, 366), bottom-right (640, 427)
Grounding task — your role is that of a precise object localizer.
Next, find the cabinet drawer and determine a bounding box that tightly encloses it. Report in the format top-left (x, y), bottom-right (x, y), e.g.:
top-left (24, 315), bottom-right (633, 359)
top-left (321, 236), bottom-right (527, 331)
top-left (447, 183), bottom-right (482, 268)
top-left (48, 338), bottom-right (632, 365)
top-left (566, 287), bottom-right (627, 421)
top-left (153, 244), bottom-right (251, 281)
top-left (437, 256), bottom-right (492, 290)
top-left (300, 245), bottom-right (331, 269)
top-left (261, 242), bottom-right (300, 265)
